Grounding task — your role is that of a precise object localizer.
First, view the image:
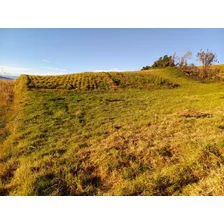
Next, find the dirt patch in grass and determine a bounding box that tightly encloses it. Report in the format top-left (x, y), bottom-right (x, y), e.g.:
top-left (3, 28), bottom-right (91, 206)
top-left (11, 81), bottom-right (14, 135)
top-left (0, 161), bottom-right (20, 185)
top-left (179, 109), bottom-right (212, 118)
top-left (217, 125), bottom-right (224, 130)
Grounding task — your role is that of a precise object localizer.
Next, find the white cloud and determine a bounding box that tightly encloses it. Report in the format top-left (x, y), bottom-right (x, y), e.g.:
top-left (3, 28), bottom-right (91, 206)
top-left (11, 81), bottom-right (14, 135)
top-left (30, 71), bottom-right (68, 76)
top-left (44, 67), bottom-right (67, 72)
top-left (58, 68), bottom-right (67, 72)
top-left (94, 68), bottom-right (125, 72)
top-left (41, 60), bottom-right (50, 63)
top-left (0, 65), bottom-right (29, 76)
top-left (0, 65), bottom-right (68, 77)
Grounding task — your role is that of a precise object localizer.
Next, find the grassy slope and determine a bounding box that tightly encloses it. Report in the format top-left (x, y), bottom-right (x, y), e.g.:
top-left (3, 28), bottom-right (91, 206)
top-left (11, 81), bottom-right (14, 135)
top-left (0, 80), bottom-right (14, 148)
top-left (0, 80), bottom-right (15, 195)
top-left (1, 67), bottom-right (224, 195)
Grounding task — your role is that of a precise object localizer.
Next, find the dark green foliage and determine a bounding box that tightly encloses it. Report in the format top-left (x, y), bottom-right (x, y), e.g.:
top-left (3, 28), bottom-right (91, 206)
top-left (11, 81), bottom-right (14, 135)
top-left (141, 66), bottom-right (151, 70)
top-left (151, 55), bottom-right (175, 68)
top-left (141, 55), bottom-right (175, 70)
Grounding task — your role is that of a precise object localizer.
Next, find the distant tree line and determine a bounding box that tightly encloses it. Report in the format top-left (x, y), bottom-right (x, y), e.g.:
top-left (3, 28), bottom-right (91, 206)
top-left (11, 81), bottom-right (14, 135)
top-left (142, 49), bottom-right (219, 80)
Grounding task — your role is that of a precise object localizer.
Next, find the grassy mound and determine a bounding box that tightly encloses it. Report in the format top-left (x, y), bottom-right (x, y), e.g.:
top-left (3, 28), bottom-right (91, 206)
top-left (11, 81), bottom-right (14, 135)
top-left (1, 67), bottom-right (224, 196)
top-left (23, 68), bottom-right (180, 91)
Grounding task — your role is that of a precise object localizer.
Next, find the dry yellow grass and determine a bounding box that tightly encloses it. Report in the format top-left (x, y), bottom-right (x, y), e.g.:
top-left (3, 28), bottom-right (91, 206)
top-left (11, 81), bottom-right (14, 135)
top-left (0, 80), bottom-right (14, 106)
top-left (0, 80), bottom-right (14, 159)
top-left (21, 71), bottom-right (177, 91)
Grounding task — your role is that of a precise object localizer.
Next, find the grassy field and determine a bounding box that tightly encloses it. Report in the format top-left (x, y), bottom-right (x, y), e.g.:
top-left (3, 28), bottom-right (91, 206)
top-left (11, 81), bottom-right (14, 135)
top-left (0, 67), bottom-right (224, 196)
top-left (0, 80), bottom-right (14, 152)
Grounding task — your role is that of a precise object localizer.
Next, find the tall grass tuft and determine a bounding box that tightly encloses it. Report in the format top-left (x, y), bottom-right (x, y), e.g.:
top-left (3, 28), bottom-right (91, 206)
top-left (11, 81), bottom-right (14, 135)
top-left (0, 80), bottom-right (14, 106)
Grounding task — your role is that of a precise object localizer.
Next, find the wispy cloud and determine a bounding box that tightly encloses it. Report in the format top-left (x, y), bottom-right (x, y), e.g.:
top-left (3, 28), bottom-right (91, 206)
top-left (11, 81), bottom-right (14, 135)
top-left (0, 65), bottom-right (29, 76)
top-left (41, 60), bottom-right (50, 63)
top-left (0, 65), bottom-right (68, 77)
top-left (44, 67), bottom-right (67, 72)
top-left (57, 68), bottom-right (67, 72)
top-left (94, 68), bottom-right (125, 72)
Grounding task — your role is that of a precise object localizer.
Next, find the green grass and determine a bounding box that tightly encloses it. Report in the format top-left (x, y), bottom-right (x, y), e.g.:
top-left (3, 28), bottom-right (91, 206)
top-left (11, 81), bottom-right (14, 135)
top-left (1, 67), bottom-right (224, 195)
top-left (24, 69), bottom-right (180, 90)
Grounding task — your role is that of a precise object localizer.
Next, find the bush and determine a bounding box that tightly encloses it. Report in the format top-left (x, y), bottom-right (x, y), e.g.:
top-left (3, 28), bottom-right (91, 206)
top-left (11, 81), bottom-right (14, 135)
top-left (196, 49), bottom-right (218, 79)
top-left (174, 50), bottom-right (220, 81)
top-left (151, 55), bottom-right (175, 68)
top-left (141, 66), bottom-right (151, 70)
top-left (141, 55), bottom-right (175, 70)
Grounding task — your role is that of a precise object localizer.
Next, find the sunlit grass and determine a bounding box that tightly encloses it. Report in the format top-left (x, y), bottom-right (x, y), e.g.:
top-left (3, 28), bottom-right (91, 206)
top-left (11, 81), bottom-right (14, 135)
top-left (1, 67), bottom-right (224, 195)
top-left (0, 80), bottom-right (14, 106)
top-left (23, 69), bottom-right (179, 90)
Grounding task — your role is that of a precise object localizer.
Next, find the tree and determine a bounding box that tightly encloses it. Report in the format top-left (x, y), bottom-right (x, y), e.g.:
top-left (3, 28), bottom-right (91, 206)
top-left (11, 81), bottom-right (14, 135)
top-left (141, 65), bottom-right (151, 70)
top-left (196, 49), bottom-right (218, 78)
top-left (173, 51), bottom-right (192, 71)
top-left (151, 55), bottom-right (175, 68)
top-left (141, 55), bottom-right (175, 70)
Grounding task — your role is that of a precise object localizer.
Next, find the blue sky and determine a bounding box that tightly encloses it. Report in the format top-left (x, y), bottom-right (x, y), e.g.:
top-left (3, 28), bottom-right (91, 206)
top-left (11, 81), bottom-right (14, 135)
top-left (0, 28), bottom-right (224, 76)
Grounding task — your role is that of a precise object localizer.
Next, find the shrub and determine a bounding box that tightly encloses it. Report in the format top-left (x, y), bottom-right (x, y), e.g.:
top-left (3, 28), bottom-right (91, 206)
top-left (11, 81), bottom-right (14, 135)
top-left (141, 55), bottom-right (175, 70)
top-left (196, 49), bottom-right (218, 79)
top-left (174, 50), bottom-right (220, 81)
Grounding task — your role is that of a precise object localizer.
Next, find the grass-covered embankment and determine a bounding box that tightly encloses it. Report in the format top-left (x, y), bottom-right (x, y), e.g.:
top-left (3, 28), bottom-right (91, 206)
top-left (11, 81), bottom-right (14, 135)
top-left (1, 67), bottom-right (224, 195)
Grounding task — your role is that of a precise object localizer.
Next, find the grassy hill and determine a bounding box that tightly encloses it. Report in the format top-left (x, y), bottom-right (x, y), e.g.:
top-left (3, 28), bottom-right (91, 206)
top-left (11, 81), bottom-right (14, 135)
top-left (24, 69), bottom-right (180, 90)
top-left (0, 67), bottom-right (224, 196)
